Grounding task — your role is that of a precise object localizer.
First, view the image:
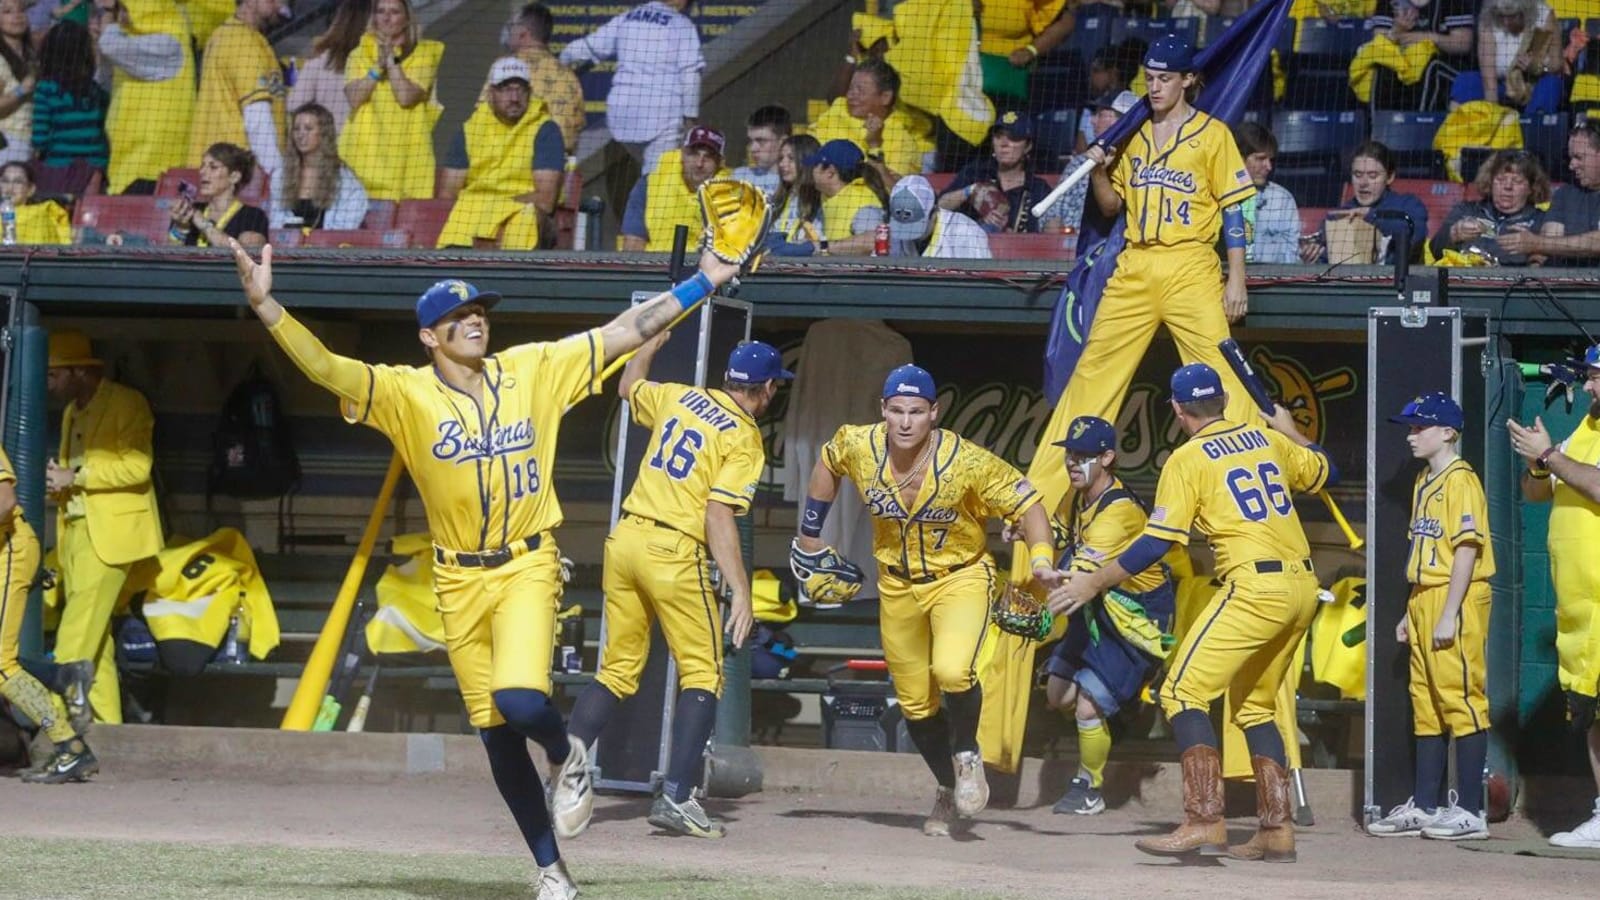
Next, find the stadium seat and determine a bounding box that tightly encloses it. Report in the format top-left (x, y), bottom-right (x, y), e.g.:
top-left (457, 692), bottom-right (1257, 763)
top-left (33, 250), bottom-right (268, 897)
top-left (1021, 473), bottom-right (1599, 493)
top-left (925, 172), bottom-right (957, 194)
top-left (1272, 110), bottom-right (1367, 207)
top-left (1061, 4), bottom-right (1115, 64)
top-left (361, 200), bottom-right (397, 230)
top-left (989, 232), bottom-right (1073, 261)
top-left (1031, 108), bottom-right (1079, 170)
top-left (74, 194), bottom-right (178, 244)
top-left (1369, 111), bottom-right (1448, 178)
top-left (304, 229), bottom-right (412, 249)
top-left (1286, 18), bottom-right (1370, 110)
top-left (1294, 17), bottom-right (1370, 60)
top-left (1520, 112), bottom-right (1570, 182)
top-left (394, 199), bottom-right (455, 248)
top-left (1110, 16), bottom-right (1199, 49)
top-left (269, 228), bottom-right (304, 247)
top-left (1298, 206), bottom-right (1332, 239)
top-left (156, 167), bottom-right (269, 206)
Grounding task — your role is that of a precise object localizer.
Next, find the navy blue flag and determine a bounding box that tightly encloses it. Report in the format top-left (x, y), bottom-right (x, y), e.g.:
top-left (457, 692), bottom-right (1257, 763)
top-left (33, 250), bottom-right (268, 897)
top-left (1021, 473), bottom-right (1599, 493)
top-left (1042, 0), bottom-right (1292, 402)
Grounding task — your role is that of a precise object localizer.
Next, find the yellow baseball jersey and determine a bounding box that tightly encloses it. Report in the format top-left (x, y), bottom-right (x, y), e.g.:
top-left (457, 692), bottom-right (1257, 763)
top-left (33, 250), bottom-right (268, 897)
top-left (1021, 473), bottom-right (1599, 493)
top-left (1143, 420), bottom-right (1330, 579)
top-left (822, 424), bottom-right (1040, 577)
top-left (188, 18), bottom-right (286, 165)
top-left (1066, 478), bottom-right (1167, 594)
top-left (1405, 458), bottom-right (1495, 586)
top-left (623, 381), bottom-right (766, 543)
top-left (1112, 109), bottom-right (1256, 247)
top-left (0, 447), bottom-right (17, 527)
top-left (267, 310), bottom-right (603, 554)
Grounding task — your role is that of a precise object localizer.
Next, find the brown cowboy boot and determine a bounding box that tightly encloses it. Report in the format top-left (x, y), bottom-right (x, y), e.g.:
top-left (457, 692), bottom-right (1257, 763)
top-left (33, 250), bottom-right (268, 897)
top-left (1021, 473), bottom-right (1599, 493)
top-left (1227, 755), bottom-right (1297, 863)
top-left (1136, 744), bottom-right (1227, 856)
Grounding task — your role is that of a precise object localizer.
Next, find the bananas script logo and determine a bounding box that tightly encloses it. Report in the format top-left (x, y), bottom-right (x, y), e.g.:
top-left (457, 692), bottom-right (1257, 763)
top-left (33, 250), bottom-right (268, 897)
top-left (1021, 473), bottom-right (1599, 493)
top-left (1250, 347), bottom-right (1357, 444)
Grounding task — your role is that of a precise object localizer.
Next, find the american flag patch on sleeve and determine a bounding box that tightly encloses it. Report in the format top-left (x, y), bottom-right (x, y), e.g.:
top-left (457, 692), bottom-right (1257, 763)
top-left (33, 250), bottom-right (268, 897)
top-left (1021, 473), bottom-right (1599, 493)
top-left (1460, 513), bottom-right (1476, 529)
top-left (1151, 506), bottom-right (1167, 523)
top-left (1016, 479), bottom-right (1034, 495)
top-left (1235, 169), bottom-right (1250, 184)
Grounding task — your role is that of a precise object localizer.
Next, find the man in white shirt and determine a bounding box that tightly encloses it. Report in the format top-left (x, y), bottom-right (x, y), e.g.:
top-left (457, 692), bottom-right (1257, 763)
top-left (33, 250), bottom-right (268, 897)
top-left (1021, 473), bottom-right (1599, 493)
top-left (559, 0), bottom-right (703, 174)
top-left (889, 175), bottom-right (991, 259)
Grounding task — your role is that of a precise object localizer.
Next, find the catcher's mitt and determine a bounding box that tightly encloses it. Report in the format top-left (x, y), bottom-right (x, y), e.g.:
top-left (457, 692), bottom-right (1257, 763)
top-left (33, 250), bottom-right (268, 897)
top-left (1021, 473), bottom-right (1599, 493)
top-left (699, 178), bottom-right (772, 269)
top-left (789, 538), bottom-right (864, 609)
top-left (991, 580), bottom-right (1054, 642)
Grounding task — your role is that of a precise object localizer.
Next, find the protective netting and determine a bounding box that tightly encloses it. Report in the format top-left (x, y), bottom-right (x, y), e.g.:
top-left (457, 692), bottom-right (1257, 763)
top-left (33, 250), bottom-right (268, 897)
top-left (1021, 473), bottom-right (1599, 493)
top-left (0, 0), bottom-right (1597, 266)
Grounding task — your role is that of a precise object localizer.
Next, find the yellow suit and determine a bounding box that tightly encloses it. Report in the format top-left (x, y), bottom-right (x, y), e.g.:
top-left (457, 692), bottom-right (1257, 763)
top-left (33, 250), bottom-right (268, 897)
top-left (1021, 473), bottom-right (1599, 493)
top-left (55, 378), bottom-right (163, 724)
top-left (437, 101), bottom-right (553, 250)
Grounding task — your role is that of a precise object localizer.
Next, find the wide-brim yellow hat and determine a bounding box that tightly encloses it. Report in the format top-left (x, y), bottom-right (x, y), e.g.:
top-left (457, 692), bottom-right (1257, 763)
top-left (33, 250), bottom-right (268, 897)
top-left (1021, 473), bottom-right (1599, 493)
top-left (48, 330), bottom-right (102, 368)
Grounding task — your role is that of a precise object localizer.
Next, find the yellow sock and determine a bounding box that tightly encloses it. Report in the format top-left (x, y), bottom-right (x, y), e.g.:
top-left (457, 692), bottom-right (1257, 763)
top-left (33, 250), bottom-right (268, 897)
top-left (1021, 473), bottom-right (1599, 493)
top-left (0, 672), bottom-right (77, 744)
top-left (1076, 717), bottom-right (1111, 789)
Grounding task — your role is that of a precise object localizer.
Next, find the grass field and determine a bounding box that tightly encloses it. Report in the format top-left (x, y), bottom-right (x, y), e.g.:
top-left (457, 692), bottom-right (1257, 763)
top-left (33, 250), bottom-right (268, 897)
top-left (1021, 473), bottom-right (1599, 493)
top-left (1, 836), bottom-right (996, 900)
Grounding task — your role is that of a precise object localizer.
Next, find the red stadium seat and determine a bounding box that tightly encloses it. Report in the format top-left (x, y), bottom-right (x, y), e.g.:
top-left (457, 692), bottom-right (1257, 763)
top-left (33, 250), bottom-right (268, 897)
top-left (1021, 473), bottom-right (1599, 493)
top-left (74, 194), bottom-right (178, 244)
top-left (1340, 179), bottom-right (1464, 236)
top-left (925, 172), bottom-right (956, 194)
top-left (269, 228), bottom-right (304, 247)
top-left (303, 229), bottom-right (412, 249)
top-left (156, 166), bottom-right (269, 206)
top-left (395, 199), bottom-right (455, 248)
top-left (1298, 206), bottom-right (1332, 237)
top-left (989, 232), bottom-right (1074, 261)
top-left (361, 199), bottom-right (398, 230)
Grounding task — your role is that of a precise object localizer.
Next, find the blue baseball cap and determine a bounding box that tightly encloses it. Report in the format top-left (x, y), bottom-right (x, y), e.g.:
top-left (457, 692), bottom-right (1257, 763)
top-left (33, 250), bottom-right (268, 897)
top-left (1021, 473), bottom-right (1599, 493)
top-left (990, 110), bottom-right (1033, 141)
top-left (1389, 392), bottom-right (1464, 430)
top-left (416, 279), bottom-right (501, 327)
top-left (725, 341), bottom-right (794, 384)
top-left (1585, 344), bottom-right (1600, 370)
top-left (1054, 416), bottom-right (1116, 454)
top-left (802, 139), bottom-right (865, 173)
top-left (1171, 363), bottom-right (1224, 402)
top-left (882, 364), bottom-right (936, 400)
top-left (1144, 34), bottom-right (1196, 73)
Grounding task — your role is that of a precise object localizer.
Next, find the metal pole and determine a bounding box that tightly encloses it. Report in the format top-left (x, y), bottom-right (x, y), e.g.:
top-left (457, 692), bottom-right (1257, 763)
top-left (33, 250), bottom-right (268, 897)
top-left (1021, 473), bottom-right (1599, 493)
top-left (4, 306), bottom-right (48, 660)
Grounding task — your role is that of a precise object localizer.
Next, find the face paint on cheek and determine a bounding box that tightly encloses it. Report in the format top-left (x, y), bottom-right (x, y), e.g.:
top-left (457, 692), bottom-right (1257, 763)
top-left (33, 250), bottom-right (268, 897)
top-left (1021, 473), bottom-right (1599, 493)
top-left (446, 321), bottom-right (459, 341)
top-left (1073, 458), bottom-right (1097, 482)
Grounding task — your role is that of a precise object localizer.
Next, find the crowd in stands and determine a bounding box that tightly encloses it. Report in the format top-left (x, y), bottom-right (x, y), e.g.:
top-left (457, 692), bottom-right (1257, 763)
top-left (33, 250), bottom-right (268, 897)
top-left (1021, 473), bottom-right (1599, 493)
top-left (0, 0), bottom-right (1597, 266)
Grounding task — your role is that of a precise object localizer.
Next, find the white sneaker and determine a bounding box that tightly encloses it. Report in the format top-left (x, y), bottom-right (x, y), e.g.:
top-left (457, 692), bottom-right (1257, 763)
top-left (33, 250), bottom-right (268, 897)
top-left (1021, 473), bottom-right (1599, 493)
top-left (1366, 797), bottom-right (1439, 837)
top-left (952, 751), bottom-right (989, 818)
top-left (536, 860), bottom-right (578, 900)
top-left (1421, 792), bottom-right (1489, 841)
top-left (1549, 798), bottom-right (1600, 848)
top-left (549, 735), bottom-right (595, 840)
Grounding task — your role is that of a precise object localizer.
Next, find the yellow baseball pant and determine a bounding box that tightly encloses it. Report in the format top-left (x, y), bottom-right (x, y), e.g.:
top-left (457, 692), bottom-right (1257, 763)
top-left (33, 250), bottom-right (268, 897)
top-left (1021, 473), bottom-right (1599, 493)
top-left (1159, 563), bottom-right (1318, 730)
top-left (880, 560), bottom-right (996, 721)
top-left (1551, 537), bottom-right (1600, 698)
top-left (0, 519), bottom-right (73, 744)
top-left (434, 536), bottom-right (562, 729)
top-left (1407, 581), bottom-right (1491, 736)
top-left (55, 518), bottom-right (126, 725)
top-left (596, 515), bottom-right (724, 700)
top-left (1026, 243), bottom-right (1256, 509)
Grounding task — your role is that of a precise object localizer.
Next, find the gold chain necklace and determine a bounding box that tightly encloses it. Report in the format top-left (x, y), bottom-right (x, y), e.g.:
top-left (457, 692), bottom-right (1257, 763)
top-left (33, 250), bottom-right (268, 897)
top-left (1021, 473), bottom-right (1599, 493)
top-left (887, 434), bottom-right (937, 493)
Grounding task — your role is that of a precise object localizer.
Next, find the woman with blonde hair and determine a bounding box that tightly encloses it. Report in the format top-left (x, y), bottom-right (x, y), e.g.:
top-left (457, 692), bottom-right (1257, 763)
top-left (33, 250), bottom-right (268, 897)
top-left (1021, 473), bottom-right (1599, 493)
top-left (289, 0), bottom-right (371, 133)
top-left (1428, 149), bottom-right (1550, 265)
top-left (270, 103), bottom-right (369, 230)
top-left (1451, 0), bottom-right (1564, 114)
top-left (341, 0), bottom-right (443, 200)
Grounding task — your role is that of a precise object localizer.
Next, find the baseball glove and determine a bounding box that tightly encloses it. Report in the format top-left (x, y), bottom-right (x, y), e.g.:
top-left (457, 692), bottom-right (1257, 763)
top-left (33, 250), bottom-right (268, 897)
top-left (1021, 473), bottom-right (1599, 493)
top-left (699, 178), bottom-right (772, 269)
top-left (991, 581), bottom-right (1054, 642)
top-left (789, 538), bottom-right (864, 609)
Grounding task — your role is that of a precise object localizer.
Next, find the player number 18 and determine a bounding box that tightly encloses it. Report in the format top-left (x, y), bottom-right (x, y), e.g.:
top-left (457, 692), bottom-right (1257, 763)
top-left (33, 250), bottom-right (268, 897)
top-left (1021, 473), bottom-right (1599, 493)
top-left (1225, 462), bottom-right (1291, 522)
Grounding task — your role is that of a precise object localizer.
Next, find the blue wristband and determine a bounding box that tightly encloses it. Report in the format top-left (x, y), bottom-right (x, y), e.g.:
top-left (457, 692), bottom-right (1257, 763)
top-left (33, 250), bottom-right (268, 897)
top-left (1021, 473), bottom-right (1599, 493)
top-left (1222, 203), bottom-right (1247, 251)
top-left (669, 271), bottom-right (714, 311)
top-left (799, 496), bottom-right (832, 538)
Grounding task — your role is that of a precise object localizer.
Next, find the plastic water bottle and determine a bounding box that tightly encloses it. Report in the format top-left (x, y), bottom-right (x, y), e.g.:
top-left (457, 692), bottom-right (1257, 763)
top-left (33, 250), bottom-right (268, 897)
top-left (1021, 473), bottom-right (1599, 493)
top-left (221, 614), bottom-right (243, 664)
top-left (1, 198), bottom-right (16, 246)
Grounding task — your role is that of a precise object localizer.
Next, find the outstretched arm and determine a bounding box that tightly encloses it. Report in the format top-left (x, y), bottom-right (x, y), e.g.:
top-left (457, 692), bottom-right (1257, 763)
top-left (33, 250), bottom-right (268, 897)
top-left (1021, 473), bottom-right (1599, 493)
top-left (618, 330), bottom-right (669, 400)
top-left (231, 241), bottom-right (373, 405)
top-left (597, 255), bottom-right (742, 365)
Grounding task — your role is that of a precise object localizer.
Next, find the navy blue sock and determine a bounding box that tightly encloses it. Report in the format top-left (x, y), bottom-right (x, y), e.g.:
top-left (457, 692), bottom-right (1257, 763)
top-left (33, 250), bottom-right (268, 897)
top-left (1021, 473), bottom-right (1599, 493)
top-left (1414, 734), bottom-right (1448, 810)
top-left (942, 684), bottom-right (983, 756)
top-left (903, 711), bottom-right (957, 788)
top-left (493, 688), bottom-right (569, 766)
top-left (1243, 722), bottom-right (1287, 767)
top-left (1170, 709), bottom-right (1218, 753)
top-left (1454, 730), bottom-right (1488, 814)
top-left (567, 682), bottom-right (623, 748)
top-left (480, 726), bottom-right (559, 867)
top-left (664, 688), bottom-right (718, 802)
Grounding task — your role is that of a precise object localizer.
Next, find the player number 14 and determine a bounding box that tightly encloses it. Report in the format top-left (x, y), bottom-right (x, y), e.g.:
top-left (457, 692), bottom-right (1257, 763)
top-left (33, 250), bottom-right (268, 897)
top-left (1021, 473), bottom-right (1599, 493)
top-left (1225, 462), bottom-right (1291, 522)
top-left (1162, 197), bottom-right (1191, 226)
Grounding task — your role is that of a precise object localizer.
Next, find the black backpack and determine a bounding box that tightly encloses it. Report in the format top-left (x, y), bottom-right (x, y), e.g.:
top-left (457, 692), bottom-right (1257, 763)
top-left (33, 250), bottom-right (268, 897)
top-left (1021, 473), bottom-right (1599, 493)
top-left (208, 363), bottom-right (300, 499)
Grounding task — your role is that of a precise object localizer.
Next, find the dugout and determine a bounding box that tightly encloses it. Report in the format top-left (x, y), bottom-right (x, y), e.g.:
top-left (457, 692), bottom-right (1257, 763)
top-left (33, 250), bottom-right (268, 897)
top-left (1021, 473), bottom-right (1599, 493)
top-left (2, 250), bottom-right (1596, 800)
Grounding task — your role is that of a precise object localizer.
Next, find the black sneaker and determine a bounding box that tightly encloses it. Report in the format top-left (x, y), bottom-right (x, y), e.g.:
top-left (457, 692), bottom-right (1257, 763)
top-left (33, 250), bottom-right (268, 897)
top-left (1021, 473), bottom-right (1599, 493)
top-left (22, 744), bottom-right (98, 784)
top-left (1052, 776), bottom-right (1106, 815)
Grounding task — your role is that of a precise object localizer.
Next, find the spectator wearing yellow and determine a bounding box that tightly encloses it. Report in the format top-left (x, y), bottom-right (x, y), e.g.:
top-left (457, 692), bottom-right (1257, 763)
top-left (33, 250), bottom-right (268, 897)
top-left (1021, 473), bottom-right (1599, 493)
top-left (95, 0), bottom-right (195, 195)
top-left (484, 3), bottom-right (584, 154)
top-left (438, 57), bottom-right (563, 251)
top-left (0, 161), bottom-right (69, 243)
top-left (288, 0), bottom-right (369, 134)
top-left (181, 0), bottom-right (232, 47)
top-left (342, 0), bottom-right (443, 201)
top-left (188, 0), bottom-right (284, 177)
top-left (811, 58), bottom-right (929, 178)
top-left (0, 0), bottom-right (38, 166)
top-left (976, 0), bottom-right (1072, 107)
top-left (620, 125), bottom-right (729, 252)
top-left (808, 138), bottom-right (888, 256)
top-left (770, 133), bottom-right (822, 242)
top-left (270, 103), bottom-right (369, 231)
